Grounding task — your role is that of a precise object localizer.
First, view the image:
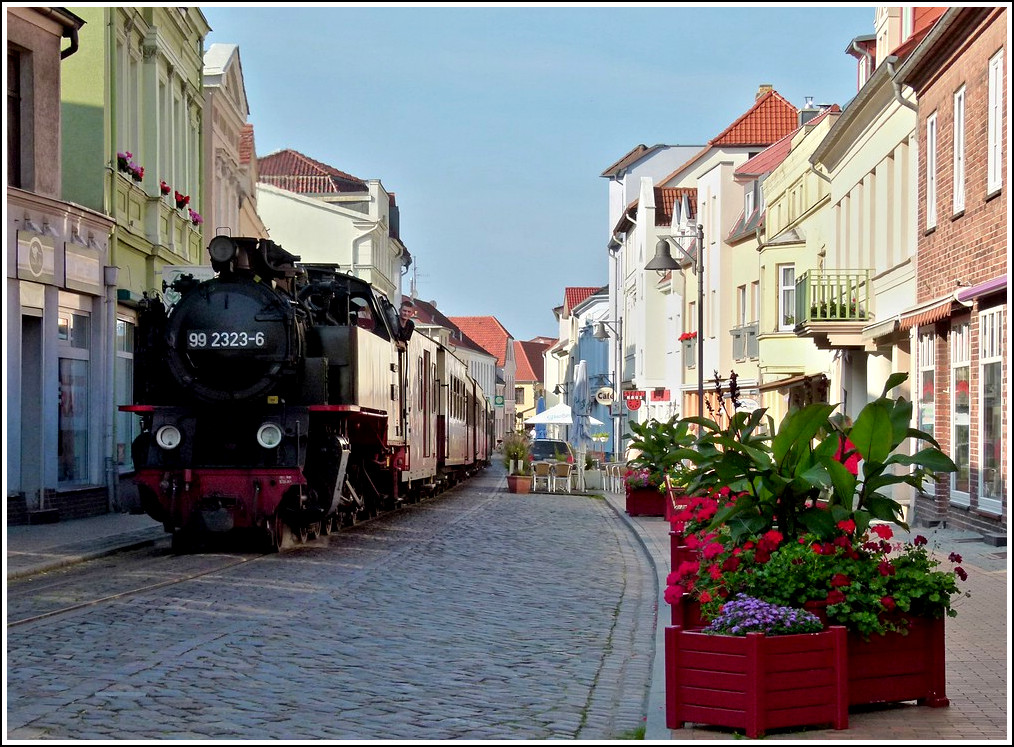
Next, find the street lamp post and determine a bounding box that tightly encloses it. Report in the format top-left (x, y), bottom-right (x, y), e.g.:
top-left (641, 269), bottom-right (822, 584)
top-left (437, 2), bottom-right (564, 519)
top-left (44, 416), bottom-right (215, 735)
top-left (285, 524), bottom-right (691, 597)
top-left (646, 224), bottom-right (705, 414)
top-left (591, 318), bottom-right (622, 459)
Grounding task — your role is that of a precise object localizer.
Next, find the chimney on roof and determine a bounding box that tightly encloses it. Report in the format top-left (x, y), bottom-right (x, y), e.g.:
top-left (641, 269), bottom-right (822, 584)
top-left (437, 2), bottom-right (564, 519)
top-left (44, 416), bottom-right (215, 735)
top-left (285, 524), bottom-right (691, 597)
top-left (798, 95), bottom-right (821, 126)
top-left (756, 83), bottom-right (773, 100)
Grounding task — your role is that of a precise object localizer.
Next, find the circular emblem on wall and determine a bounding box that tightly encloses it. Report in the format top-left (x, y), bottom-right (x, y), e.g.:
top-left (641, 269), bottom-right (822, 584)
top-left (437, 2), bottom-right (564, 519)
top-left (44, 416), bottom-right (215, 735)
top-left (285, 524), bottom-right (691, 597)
top-left (28, 236), bottom-right (45, 277)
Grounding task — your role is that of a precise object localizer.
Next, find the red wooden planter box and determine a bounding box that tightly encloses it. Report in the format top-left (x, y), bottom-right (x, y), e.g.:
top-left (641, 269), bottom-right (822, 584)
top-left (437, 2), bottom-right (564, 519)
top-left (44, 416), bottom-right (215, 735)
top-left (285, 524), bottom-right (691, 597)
top-left (804, 604), bottom-right (948, 708)
top-left (665, 625), bottom-right (849, 738)
top-left (625, 486), bottom-right (666, 516)
top-left (669, 592), bottom-right (707, 628)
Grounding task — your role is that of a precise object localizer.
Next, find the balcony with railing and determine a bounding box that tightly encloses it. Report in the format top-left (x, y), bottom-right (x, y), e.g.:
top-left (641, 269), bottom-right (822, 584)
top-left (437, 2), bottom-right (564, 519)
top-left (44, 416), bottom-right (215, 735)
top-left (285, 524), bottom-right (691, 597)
top-left (112, 170), bottom-right (204, 265)
top-left (794, 269), bottom-right (871, 349)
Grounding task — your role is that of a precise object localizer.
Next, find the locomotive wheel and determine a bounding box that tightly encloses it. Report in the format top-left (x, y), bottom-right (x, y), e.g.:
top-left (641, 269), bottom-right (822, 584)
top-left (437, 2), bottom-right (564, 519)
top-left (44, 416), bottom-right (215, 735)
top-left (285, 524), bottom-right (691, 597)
top-left (297, 524), bottom-right (309, 543)
top-left (271, 514), bottom-right (296, 552)
top-left (318, 515), bottom-right (333, 536)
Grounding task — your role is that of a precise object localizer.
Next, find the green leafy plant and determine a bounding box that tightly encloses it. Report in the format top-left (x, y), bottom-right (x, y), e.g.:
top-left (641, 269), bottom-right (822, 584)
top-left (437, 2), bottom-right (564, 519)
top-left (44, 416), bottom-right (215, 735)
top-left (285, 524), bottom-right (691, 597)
top-left (679, 372), bottom-right (957, 544)
top-left (501, 431), bottom-right (530, 475)
top-left (663, 371), bottom-right (965, 639)
top-left (624, 415), bottom-right (696, 490)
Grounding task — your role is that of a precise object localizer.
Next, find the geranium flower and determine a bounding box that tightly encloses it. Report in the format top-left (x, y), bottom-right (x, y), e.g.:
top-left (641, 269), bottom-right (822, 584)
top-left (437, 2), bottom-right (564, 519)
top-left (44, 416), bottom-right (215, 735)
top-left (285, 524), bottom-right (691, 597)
top-left (871, 524), bottom-right (893, 540)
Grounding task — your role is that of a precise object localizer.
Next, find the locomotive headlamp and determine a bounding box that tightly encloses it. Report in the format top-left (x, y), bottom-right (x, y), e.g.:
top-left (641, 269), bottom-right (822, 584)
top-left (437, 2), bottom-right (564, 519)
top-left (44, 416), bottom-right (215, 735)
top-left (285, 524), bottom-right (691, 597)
top-left (256, 422), bottom-right (283, 449)
top-left (155, 425), bottom-right (182, 450)
top-left (208, 235), bottom-right (238, 264)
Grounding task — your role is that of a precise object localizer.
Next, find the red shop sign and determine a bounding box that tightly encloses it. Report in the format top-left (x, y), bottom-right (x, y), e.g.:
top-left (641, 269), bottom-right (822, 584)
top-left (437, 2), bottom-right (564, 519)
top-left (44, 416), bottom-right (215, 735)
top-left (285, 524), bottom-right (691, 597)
top-left (623, 390), bottom-right (645, 411)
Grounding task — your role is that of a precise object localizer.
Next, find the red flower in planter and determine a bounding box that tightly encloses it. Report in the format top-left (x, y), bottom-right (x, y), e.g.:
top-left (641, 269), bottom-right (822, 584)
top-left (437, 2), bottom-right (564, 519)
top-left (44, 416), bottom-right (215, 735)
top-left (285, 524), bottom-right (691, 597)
top-left (160, 180), bottom-right (171, 195)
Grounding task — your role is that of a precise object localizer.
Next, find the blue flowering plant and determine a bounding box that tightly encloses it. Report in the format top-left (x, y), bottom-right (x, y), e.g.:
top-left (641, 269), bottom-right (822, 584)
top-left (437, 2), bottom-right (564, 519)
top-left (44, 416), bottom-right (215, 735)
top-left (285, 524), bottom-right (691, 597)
top-left (704, 594), bottom-right (824, 637)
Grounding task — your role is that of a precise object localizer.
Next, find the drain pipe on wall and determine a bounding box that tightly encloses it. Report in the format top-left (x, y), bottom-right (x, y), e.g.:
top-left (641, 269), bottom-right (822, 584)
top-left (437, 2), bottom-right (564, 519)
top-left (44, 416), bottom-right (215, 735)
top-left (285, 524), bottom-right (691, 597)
top-left (885, 55), bottom-right (919, 112)
top-left (104, 265), bottom-right (120, 512)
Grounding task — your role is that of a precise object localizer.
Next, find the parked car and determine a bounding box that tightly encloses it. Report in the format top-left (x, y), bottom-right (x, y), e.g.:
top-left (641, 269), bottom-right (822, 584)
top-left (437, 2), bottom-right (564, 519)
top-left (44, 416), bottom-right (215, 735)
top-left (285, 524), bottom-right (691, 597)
top-left (528, 438), bottom-right (574, 463)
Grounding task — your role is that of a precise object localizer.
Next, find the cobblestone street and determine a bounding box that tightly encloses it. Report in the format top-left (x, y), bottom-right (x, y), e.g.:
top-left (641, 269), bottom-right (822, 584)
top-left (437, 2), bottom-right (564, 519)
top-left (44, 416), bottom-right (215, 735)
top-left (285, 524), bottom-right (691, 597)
top-left (6, 465), bottom-right (655, 740)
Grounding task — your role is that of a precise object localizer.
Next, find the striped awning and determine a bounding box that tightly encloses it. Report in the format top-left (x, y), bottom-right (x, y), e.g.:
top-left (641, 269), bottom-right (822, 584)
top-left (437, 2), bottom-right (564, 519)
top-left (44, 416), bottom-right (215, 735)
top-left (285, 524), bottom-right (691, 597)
top-left (898, 294), bottom-right (968, 331)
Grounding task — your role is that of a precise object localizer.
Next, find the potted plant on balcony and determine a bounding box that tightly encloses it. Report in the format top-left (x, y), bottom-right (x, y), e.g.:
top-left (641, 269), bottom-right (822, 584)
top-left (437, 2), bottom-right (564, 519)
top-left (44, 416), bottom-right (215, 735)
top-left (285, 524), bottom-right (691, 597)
top-left (667, 370), bottom-right (966, 715)
top-left (502, 431), bottom-right (532, 494)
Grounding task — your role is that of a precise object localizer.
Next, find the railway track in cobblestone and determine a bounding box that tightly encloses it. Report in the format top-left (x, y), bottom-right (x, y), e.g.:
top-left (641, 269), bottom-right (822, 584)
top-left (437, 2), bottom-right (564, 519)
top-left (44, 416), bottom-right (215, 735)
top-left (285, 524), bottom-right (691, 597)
top-left (6, 549), bottom-right (270, 629)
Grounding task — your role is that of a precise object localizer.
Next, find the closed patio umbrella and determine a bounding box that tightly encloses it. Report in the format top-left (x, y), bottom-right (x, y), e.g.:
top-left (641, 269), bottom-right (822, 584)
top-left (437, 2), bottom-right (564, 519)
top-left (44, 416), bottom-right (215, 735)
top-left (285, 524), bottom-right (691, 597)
top-left (570, 360), bottom-right (594, 491)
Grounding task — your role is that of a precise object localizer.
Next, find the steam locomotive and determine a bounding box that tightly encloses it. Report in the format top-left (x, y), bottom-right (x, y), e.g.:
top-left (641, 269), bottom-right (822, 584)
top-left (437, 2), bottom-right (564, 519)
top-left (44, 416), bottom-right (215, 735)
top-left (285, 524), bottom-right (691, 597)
top-left (122, 235), bottom-right (493, 551)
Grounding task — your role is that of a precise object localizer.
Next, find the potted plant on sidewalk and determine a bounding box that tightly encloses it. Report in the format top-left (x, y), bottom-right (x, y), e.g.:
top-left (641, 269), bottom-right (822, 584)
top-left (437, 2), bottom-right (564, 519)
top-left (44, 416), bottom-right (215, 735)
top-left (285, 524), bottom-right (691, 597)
top-left (624, 415), bottom-right (695, 517)
top-left (666, 371), bottom-right (967, 719)
top-left (502, 432), bottom-right (532, 494)
top-left (666, 594), bottom-right (849, 737)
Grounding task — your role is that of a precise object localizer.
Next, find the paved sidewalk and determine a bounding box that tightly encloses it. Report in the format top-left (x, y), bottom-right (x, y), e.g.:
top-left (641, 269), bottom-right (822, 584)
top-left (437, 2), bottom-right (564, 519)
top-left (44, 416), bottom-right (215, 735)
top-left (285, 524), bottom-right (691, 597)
top-left (5, 491), bottom-right (1009, 741)
top-left (5, 512), bottom-right (165, 581)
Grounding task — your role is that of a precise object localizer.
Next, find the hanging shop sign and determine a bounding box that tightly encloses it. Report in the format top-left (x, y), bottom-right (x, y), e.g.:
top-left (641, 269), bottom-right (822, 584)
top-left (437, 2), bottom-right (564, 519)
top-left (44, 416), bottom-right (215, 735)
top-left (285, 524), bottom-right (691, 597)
top-left (623, 390), bottom-right (645, 411)
top-left (650, 388), bottom-right (671, 402)
top-left (595, 387), bottom-right (615, 405)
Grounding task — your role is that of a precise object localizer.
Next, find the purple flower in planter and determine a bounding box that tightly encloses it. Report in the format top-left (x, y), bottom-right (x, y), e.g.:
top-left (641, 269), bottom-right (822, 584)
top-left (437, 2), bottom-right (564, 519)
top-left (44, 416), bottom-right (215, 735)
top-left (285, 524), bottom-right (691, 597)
top-left (704, 594), bottom-right (823, 637)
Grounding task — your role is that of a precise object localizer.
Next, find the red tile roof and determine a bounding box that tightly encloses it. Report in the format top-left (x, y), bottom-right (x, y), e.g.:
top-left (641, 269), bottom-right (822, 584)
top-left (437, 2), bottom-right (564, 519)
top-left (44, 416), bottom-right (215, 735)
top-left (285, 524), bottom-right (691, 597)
top-left (564, 287), bottom-right (600, 316)
top-left (655, 187), bottom-right (697, 227)
top-left (734, 105), bottom-right (842, 180)
top-left (710, 88), bottom-right (798, 147)
top-left (650, 87), bottom-right (799, 192)
top-left (447, 316), bottom-right (514, 366)
top-left (514, 339), bottom-right (551, 382)
top-left (257, 148), bottom-right (367, 194)
top-left (402, 299), bottom-right (484, 356)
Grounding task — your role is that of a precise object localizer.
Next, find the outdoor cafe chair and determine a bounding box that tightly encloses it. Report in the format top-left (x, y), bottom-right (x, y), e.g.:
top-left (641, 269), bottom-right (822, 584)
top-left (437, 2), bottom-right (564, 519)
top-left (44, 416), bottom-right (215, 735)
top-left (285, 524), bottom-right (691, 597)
top-left (551, 462), bottom-right (573, 493)
top-left (532, 461), bottom-right (553, 492)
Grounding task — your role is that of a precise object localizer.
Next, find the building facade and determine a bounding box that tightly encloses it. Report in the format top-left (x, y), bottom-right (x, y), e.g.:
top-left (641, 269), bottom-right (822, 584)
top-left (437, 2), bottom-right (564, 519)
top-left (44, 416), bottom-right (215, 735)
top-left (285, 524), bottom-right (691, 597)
top-left (895, 6), bottom-right (1007, 539)
top-left (7, 6), bottom-right (118, 521)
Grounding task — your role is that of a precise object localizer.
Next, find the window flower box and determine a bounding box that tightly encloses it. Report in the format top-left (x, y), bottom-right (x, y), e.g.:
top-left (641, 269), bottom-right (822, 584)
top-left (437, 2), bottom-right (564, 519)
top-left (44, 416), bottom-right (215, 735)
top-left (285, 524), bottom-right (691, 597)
top-left (665, 624), bottom-right (849, 737)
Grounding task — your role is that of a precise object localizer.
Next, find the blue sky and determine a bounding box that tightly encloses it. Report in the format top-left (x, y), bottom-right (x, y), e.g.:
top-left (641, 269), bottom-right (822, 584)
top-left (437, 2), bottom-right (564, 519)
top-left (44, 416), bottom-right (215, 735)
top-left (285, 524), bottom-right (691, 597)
top-left (203, 4), bottom-right (875, 342)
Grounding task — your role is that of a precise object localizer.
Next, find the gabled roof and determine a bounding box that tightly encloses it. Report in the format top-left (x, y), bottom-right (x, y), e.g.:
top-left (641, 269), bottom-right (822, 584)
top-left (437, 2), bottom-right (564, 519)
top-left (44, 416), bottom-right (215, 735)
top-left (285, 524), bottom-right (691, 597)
top-left (710, 88), bottom-right (798, 147)
top-left (514, 339), bottom-right (551, 382)
top-left (408, 299), bottom-right (489, 356)
top-left (734, 130), bottom-right (795, 181)
top-left (563, 287), bottom-right (601, 317)
top-left (257, 149), bottom-right (367, 195)
top-left (655, 87), bottom-right (800, 189)
top-left (447, 316), bottom-right (514, 366)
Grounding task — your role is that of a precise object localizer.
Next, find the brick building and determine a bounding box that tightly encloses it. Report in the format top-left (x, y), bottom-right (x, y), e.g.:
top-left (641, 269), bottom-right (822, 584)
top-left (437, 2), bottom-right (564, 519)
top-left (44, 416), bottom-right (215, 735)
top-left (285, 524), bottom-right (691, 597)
top-left (896, 6), bottom-right (1007, 540)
